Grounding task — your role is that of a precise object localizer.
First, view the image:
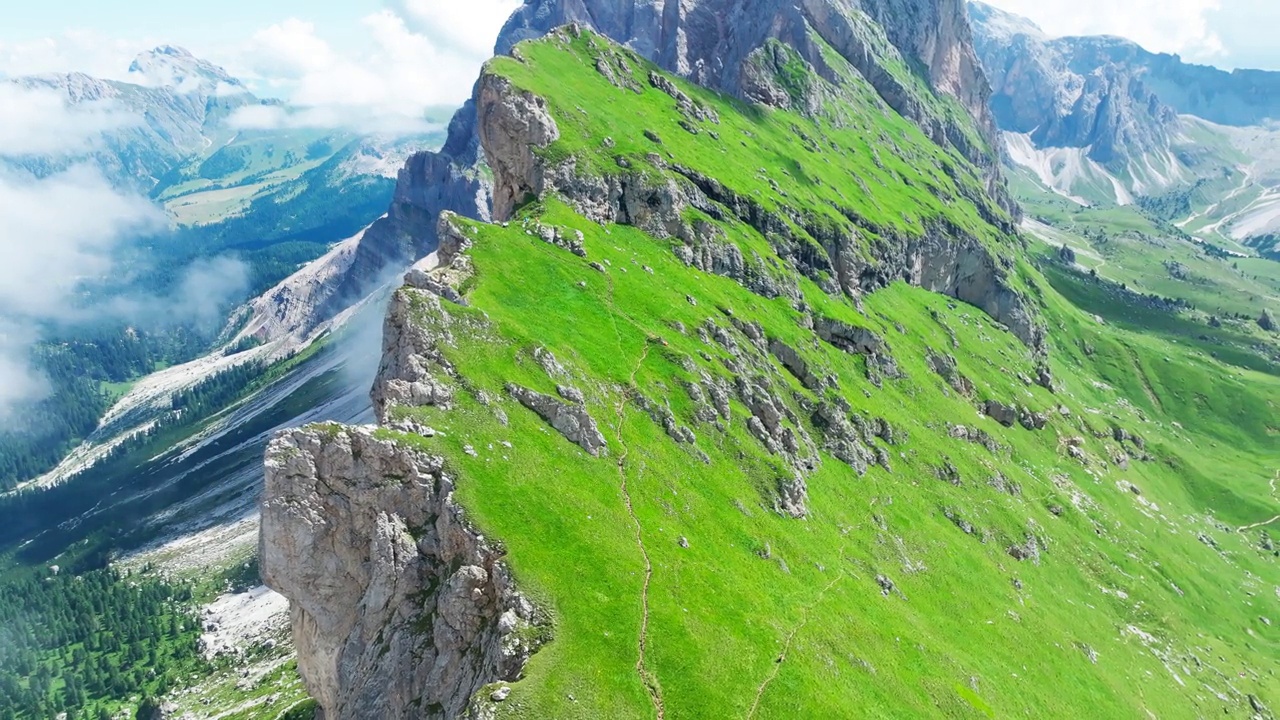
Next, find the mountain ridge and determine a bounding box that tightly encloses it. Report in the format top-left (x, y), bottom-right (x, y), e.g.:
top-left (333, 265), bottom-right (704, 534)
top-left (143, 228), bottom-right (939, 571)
top-left (258, 8), bottom-right (1279, 720)
top-left (324, 0), bottom-right (1026, 339)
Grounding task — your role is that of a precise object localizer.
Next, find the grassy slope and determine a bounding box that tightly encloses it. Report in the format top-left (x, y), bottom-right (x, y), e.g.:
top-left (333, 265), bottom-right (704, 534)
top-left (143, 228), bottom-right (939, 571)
top-left (375, 32), bottom-right (1277, 718)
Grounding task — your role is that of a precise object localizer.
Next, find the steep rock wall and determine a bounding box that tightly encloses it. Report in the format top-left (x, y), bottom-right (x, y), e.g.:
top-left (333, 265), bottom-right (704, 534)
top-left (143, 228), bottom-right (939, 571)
top-left (260, 425), bottom-right (545, 720)
top-left (473, 63), bottom-right (1040, 347)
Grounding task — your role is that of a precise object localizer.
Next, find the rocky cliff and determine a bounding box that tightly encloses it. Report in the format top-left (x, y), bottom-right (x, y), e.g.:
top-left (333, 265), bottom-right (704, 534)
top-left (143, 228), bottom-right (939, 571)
top-left (319, 0), bottom-right (1025, 391)
top-left (308, 102), bottom-right (494, 328)
top-left (260, 423), bottom-right (546, 720)
top-left (259, 22), bottom-right (1280, 720)
top-left (262, 23), bottom-right (1043, 714)
top-left (260, 5), bottom-right (1050, 717)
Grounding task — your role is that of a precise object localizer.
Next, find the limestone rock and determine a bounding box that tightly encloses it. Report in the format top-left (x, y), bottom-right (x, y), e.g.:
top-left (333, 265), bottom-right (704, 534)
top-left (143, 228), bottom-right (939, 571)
top-left (814, 318), bottom-right (901, 378)
top-left (777, 473), bottom-right (810, 518)
top-left (983, 400), bottom-right (1017, 428)
top-left (323, 102), bottom-right (492, 325)
top-left (506, 384), bottom-right (609, 456)
top-left (928, 351), bottom-right (974, 396)
top-left (495, 0), bottom-right (1013, 214)
top-left (372, 289), bottom-right (458, 424)
top-left (260, 427), bottom-right (547, 720)
top-left (477, 73), bottom-right (561, 221)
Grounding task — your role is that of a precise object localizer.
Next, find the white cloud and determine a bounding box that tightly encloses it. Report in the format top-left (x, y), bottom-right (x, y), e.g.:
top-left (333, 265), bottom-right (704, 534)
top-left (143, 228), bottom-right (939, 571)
top-left (0, 2), bottom-right (525, 132)
top-left (0, 166), bottom-right (162, 414)
top-left (980, 0), bottom-right (1226, 60)
top-left (0, 167), bottom-right (160, 318)
top-left (0, 30), bottom-right (147, 82)
top-left (0, 84), bottom-right (138, 156)
top-left (0, 321), bottom-right (46, 414)
top-left (230, 3), bottom-right (516, 131)
top-left (392, 0), bottom-right (521, 59)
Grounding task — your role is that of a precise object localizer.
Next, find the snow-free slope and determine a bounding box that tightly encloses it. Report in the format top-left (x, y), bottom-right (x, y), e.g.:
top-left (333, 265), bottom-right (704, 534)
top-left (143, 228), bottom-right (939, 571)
top-left (262, 28), bottom-right (1280, 719)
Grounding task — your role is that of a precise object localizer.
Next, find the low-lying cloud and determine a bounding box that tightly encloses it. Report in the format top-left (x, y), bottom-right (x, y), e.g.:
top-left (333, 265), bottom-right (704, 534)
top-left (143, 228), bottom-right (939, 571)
top-left (0, 84), bottom-right (138, 157)
top-left (0, 165), bottom-right (161, 414)
top-left (0, 87), bottom-right (249, 420)
top-left (229, 2), bottom-right (518, 131)
top-left (102, 256), bottom-right (251, 331)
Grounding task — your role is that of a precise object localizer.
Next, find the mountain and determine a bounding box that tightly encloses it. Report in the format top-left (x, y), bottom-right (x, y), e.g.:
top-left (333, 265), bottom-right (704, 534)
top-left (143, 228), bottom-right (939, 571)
top-left (5, 47), bottom-right (264, 189)
top-left (4, 47), bottom-right (432, 215)
top-left (126, 44), bottom-right (244, 90)
top-left (251, 5), bottom-right (1279, 720)
top-left (965, 1), bottom-right (1280, 336)
top-left (313, 0), bottom-right (1024, 345)
top-left (1, 2), bottom-right (1277, 718)
top-left (968, 1), bottom-right (1280, 219)
top-left (0, 45), bottom-right (445, 496)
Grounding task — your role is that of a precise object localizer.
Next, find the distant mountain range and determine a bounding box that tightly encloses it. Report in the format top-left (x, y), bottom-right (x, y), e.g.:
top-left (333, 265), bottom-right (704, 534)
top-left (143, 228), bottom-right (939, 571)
top-left (968, 1), bottom-right (1280, 243)
top-left (3, 46), bottom-right (438, 226)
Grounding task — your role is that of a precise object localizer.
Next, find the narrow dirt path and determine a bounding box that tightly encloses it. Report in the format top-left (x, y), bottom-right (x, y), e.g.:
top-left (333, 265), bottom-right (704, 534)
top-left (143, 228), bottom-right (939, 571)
top-left (1238, 516), bottom-right (1280, 533)
top-left (746, 568), bottom-right (846, 719)
top-left (1237, 471), bottom-right (1279, 534)
top-left (607, 272), bottom-right (665, 720)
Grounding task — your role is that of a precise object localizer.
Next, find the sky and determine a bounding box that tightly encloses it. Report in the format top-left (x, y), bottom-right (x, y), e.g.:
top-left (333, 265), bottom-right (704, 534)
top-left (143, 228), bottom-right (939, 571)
top-left (979, 0), bottom-right (1280, 70)
top-left (0, 0), bottom-right (524, 114)
top-left (1, 1), bottom-right (1278, 114)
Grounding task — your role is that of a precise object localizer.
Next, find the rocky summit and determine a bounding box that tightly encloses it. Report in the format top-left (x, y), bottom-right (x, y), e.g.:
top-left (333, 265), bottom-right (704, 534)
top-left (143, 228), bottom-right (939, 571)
top-left (333, 0), bottom-right (1022, 314)
top-left (257, 2), bottom-right (1280, 718)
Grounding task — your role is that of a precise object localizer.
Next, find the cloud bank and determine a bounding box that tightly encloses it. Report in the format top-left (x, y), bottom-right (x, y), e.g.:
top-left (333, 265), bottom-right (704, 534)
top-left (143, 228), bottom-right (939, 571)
top-left (229, 1), bottom-right (519, 131)
top-left (0, 88), bottom-right (249, 420)
top-left (0, 84), bottom-right (138, 156)
top-left (0, 166), bottom-right (162, 413)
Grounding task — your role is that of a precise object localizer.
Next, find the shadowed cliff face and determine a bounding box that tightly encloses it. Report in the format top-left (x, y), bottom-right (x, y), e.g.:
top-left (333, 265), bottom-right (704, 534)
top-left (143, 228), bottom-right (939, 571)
top-left (496, 0), bottom-right (992, 125)
top-left (316, 101), bottom-right (493, 325)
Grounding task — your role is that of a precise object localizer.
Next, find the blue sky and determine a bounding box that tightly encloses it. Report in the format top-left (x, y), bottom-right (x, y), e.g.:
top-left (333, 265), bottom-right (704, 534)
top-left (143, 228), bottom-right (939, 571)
top-left (0, 0), bottom-right (1276, 108)
top-left (0, 1), bottom-right (381, 50)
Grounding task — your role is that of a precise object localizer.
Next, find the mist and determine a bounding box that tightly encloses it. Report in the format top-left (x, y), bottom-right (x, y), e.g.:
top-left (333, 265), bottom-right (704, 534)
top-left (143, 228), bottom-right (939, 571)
top-left (0, 85), bottom-right (252, 419)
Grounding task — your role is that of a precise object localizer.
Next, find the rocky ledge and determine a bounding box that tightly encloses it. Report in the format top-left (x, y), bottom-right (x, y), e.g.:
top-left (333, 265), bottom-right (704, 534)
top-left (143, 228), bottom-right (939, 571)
top-left (260, 427), bottom-right (547, 720)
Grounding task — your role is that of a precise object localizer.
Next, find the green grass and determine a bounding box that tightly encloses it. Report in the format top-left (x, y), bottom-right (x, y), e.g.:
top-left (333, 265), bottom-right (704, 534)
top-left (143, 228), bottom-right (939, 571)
top-left (99, 379), bottom-right (137, 402)
top-left (492, 28), bottom-right (1012, 262)
top-left (347, 30), bottom-right (1280, 719)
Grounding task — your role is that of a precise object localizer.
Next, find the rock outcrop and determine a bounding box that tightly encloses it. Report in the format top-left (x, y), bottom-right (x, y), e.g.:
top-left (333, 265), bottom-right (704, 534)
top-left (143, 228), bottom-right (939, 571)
top-left (372, 287), bottom-right (459, 425)
top-left (320, 103), bottom-right (493, 324)
top-left (261, 426), bottom-right (547, 720)
top-left (505, 384), bottom-right (609, 456)
top-left (477, 75), bottom-right (560, 221)
top-left (468, 64), bottom-right (1041, 348)
top-left (262, 275), bottom-right (550, 718)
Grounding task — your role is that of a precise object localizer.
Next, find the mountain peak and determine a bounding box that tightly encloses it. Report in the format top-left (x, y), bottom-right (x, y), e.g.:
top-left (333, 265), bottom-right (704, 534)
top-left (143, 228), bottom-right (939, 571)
top-left (967, 1), bottom-right (1045, 41)
top-left (127, 45), bottom-right (242, 91)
